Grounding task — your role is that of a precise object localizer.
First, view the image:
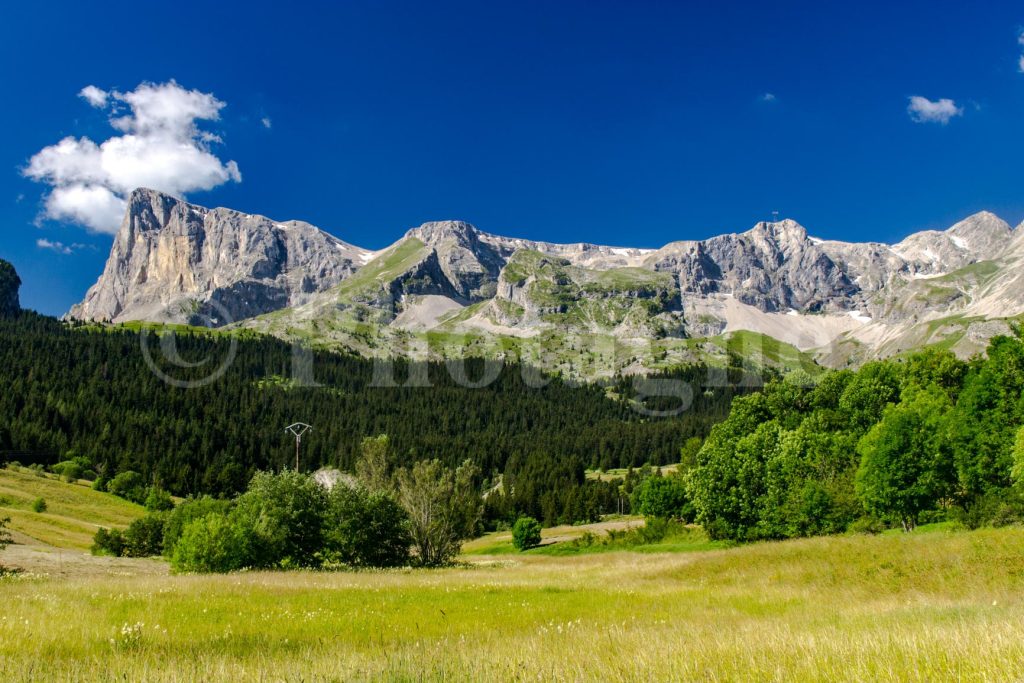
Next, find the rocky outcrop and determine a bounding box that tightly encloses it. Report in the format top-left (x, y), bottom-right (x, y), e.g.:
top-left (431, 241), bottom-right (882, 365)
top-left (0, 259), bottom-right (20, 317)
top-left (69, 188), bottom-right (371, 326)
top-left (77, 193), bottom-right (1024, 371)
top-left (649, 220), bottom-right (857, 313)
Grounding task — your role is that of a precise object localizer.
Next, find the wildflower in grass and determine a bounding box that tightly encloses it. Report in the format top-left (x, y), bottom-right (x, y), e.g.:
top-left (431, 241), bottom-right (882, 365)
top-left (111, 622), bottom-right (144, 651)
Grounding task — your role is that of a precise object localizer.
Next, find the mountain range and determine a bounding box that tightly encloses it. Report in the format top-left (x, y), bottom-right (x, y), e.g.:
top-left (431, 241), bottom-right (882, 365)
top-left (69, 188), bottom-right (1024, 378)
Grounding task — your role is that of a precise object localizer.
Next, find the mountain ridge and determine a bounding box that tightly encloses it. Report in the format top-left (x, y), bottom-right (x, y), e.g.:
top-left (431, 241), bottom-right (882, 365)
top-left (70, 188), bottom-right (1024, 377)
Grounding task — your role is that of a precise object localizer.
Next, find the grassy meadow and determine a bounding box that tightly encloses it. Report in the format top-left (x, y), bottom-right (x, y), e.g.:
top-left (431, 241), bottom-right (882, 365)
top-left (2, 519), bottom-right (1024, 681)
top-left (0, 468), bottom-right (144, 550)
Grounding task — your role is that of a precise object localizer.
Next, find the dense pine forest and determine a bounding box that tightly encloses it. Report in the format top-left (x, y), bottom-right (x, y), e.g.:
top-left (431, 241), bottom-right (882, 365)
top-left (0, 311), bottom-right (759, 524)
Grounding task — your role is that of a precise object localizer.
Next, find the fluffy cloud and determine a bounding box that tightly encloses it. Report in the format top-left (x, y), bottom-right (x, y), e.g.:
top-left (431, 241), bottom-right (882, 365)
top-left (261, 116), bottom-right (272, 129)
top-left (36, 238), bottom-right (83, 255)
top-left (24, 80), bottom-right (241, 234)
top-left (760, 93), bottom-right (777, 102)
top-left (1019, 30), bottom-right (1024, 72)
top-left (907, 96), bottom-right (963, 124)
top-left (78, 85), bottom-right (108, 108)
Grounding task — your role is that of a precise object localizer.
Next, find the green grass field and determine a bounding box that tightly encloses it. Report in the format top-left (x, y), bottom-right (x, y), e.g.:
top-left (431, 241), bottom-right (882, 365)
top-left (2, 472), bottom-right (1024, 680)
top-left (0, 468), bottom-right (144, 550)
top-left (2, 526), bottom-right (1023, 680)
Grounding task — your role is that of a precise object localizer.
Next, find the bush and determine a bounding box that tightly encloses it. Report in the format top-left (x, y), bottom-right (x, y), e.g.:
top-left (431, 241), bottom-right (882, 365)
top-left (122, 515), bottom-right (167, 557)
top-left (849, 516), bottom-right (886, 535)
top-left (51, 458), bottom-right (92, 482)
top-left (92, 476), bottom-right (108, 492)
top-left (92, 527), bottom-right (125, 556)
top-left (231, 471), bottom-right (327, 568)
top-left (0, 516), bottom-right (11, 553)
top-left (108, 471), bottom-right (146, 504)
top-left (162, 496), bottom-right (232, 558)
top-left (511, 516), bottom-right (542, 551)
top-left (144, 487), bottom-right (174, 512)
top-left (31, 498), bottom-right (46, 513)
top-left (323, 485), bottom-right (410, 568)
top-left (634, 475), bottom-right (693, 521)
top-left (171, 513), bottom-right (249, 573)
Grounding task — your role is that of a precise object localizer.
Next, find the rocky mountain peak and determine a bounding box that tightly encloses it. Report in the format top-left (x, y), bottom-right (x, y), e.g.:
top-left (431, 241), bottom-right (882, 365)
top-left (69, 188), bottom-right (367, 325)
top-left (749, 218), bottom-right (808, 243)
top-left (405, 220), bottom-right (480, 247)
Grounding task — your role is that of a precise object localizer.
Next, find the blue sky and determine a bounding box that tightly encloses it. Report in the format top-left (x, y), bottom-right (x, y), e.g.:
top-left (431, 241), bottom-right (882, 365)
top-left (3, 1), bottom-right (1024, 315)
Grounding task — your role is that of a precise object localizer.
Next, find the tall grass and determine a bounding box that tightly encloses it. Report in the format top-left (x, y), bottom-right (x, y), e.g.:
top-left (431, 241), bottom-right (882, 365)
top-left (2, 526), bottom-right (1023, 680)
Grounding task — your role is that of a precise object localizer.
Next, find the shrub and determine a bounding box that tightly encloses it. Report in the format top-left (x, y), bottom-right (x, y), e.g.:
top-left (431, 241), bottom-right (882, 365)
top-left (92, 476), bottom-right (108, 492)
top-left (31, 498), bottom-right (46, 513)
top-left (230, 471), bottom-right (327, 569)
top-left (122, 515), bottom-right (167, 557)
top-left (144, 487), bottom-right (174, 512)
top-left (634, 475), bottom-right (693, 521)
top-left (511, 516), bottom-right (542, 551)
top-left (323, 485), bottom-right (410, 568)
top-left (849, 516), bottom-right (886, 535)
top-left (171, 513), bottom-right (249, 573)
top-left (92, 527), bottom-right (125, 556)
top-left (162, 496), bottom-right (232, 558)
top-left (108, 471), bottom-right (146, 504)
top-left (0, 516), bottom-right (11, 553)
top-left (50, 460), bottom-right (84, 482)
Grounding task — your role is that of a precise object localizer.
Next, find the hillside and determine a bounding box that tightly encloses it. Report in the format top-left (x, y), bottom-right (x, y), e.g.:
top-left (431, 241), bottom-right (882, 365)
top-left (0, 310), bottom-right (760, 525)
top-left (0, 467), bottom-right (144, 550)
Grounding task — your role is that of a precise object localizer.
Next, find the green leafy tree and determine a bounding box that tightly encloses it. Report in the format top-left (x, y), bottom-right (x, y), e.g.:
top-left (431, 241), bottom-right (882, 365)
top-left (144, 487), bottom-right (174, 512)
top-left (230, 471), bottom-right (327, 568)
top-left (855, 387), bottom-right (953, 531)
top-left (511, 516), bottom-right (542, 550)
top-left (396, 459), bottom-right (482, 566)
top-left (323, 485), bottom-right (410, 567)
top-left (355, 434), bottom-right (393, 494)
top-left (171, 513), bottom-right (249, 573)
top-left (634, 475), bottom-right (692, 521)
top-left (162, 496), bottom-right (233, 559)
top-left (122, 514), bottom-right (167, 557)
top-left (108, 471), bottom-right (146, 504)
top-left (688, 392), bottom-right (779, 541)
top-left (92, 527), bottom-right (125, 556)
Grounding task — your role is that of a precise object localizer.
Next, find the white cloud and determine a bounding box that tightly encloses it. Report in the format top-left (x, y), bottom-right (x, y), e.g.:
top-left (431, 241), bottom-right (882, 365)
top-left (1016, 30), bottom-right (1024, 72)
top-left (760, 93), bottom-right (777, 102)
top-left (79, 85), bottom-right (108, 108)
top-left (24, 80), bottom-right (242, 234)
top-left (907, 95), bottom-right (963, 124)
top-left (261, 116), bottom-right (272, 129)
top-left (36, 238), bottom-right (74, 254)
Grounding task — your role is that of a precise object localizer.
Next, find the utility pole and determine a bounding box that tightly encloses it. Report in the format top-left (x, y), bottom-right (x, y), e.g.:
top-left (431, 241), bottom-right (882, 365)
top-left (284, 423), bottom-right (312, 472)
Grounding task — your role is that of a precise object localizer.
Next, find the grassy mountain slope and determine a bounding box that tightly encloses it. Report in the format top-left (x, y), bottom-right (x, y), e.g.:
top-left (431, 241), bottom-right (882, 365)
top-left (0, 468), bottom-right (144, 550)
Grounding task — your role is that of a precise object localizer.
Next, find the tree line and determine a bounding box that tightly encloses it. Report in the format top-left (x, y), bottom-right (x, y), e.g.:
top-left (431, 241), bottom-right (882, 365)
top-left (0, 312), bottom-right (760, 526)
top-left (686, 334), bottom-right (1024, 540)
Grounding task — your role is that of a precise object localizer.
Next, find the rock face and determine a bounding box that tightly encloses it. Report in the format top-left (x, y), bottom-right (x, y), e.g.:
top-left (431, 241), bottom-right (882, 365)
top-left (75, 192), bottom-right (1024, 373)
top-left (0, 259), bottom-right (21, 317)
top-left (649, 220), bottom-right (857, 313)
top-left (69, 188), bottom-right (372, 326)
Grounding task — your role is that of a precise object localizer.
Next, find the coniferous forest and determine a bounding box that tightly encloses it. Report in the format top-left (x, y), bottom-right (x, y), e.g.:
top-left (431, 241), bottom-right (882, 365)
top-left (0, 312), bottom-right (759, 525)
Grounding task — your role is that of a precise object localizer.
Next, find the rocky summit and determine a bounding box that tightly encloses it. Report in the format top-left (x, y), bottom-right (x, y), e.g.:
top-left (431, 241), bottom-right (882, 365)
top-left (72, 189), bottom-right (1024, 377)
